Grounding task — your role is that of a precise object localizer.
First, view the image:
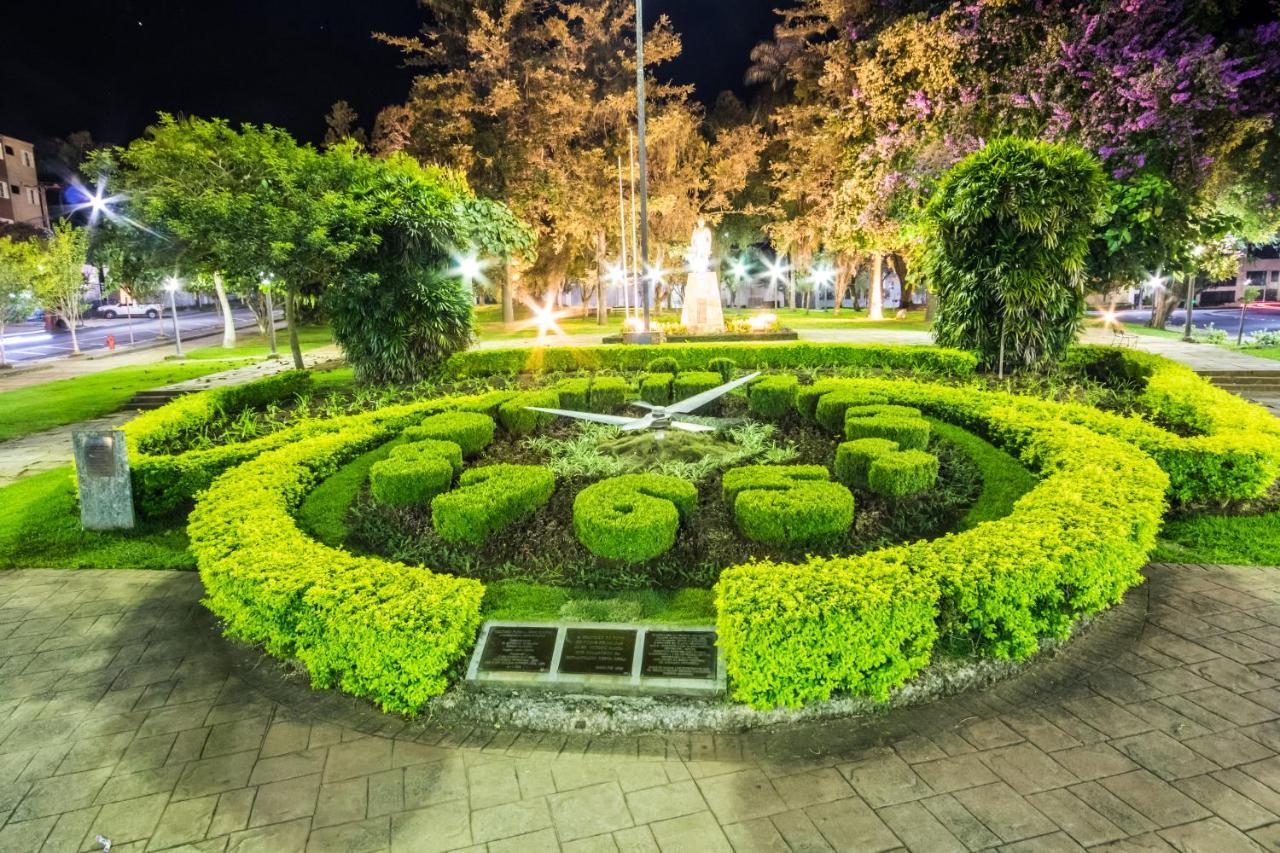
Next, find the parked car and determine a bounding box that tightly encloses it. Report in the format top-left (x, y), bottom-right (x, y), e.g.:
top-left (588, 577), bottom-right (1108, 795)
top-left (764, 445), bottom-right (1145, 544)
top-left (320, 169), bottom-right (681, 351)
top-left (96, 303), bottom-right (162, 320)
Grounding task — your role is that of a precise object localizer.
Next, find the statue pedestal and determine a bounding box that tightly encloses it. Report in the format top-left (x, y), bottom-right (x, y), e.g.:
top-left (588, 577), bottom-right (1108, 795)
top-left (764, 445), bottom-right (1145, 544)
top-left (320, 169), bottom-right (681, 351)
top-left (681, 271), bottom-right (725, 334)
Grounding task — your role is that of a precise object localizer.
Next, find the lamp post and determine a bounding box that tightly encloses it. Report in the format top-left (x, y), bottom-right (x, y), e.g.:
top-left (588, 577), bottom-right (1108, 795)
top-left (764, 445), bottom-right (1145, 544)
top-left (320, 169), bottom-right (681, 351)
top-left (635, 0), bottom-right (651, 332)
top-left (164, 277), bottom-right (184, 358)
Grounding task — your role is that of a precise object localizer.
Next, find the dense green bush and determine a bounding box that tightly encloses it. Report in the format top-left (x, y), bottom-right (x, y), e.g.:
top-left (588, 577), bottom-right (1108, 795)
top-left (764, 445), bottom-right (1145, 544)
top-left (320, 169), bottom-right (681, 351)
top-left (867, 449), bottom-right (939, 498)
top-left (814, 390), bottom-right (893, 433)
top-left (843, 407), bottom-right (932, 450)
top-left (646, 356), bottom-right (680, 374)
top-left (673, 371), bottom-right (722, 404)
top-left (573, 474), bottom-right (698, 561)
top-left (707, 357), bottom-right (737, 382)
top-left (404, 411), bottom-right (495, 457)
top-left (748, 374), bottom-right (798, 419)
top-left (923, 137), bottom-right (1109, 372)
top-left (445, 342), bottom-right (979, 379)
top-left (640, 373), bottom-right (674, 405)
top-left (723, 465), bottom-right (854, 547)
top-left (188, 422), bottom-right (484, 713)
top-left (555, 378), bottom-right (592, 411)
top-left (431, 464), bottom-right (556, 544)
top-left (498, 390), bottom-right (560, 436)
top-left (588, 376), bottom-right (629, 412)
top-left (369, 453), bottom-right (454, 508)
top-left (390, 438), bottom-right (463, 473)
top-left (928, 419), bottom-right (1036, 529)
top-left (834, 439), bottom-right (900, 490)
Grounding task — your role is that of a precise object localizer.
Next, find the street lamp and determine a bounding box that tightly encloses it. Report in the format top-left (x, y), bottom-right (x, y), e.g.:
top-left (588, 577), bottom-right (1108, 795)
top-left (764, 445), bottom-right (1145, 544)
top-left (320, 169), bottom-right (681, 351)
top-left (164, 277), bottom-right (184, 358)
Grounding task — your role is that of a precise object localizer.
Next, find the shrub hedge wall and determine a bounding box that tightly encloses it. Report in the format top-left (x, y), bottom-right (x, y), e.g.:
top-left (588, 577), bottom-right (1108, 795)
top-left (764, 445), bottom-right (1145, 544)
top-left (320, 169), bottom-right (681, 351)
top-left (723, 465), bottom-right (855, 547)
top-left (747, 374), bottom-right (798, 418)
top-left (403, 412), bottom-right (496, 457)
top-left (444, 342), bottom-right (980, 379)
top-left (573, 474), bottom-right (699, 561)
top-left (188, 422), bottom-right (485, 714)
top-left (835, 438), bottom-right (939, 497)
top-left (369, 440), bottom-right (462, 507)
top-left (431, 464), bottom-right (556, 544)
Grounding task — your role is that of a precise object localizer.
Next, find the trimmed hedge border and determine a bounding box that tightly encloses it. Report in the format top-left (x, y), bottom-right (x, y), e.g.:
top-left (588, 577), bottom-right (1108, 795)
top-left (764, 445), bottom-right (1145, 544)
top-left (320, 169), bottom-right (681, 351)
top-left (444, 342), bottom-right (980, 379)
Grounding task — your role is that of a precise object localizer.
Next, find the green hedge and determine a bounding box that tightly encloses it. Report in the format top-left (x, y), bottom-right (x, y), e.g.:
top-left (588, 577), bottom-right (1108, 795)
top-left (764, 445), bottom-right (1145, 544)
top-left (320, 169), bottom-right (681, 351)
top-left (813, 389), bottom-right (892, 433)
top-left (843, 406), bottom-right (932, 450)
top-left (867, 449), bottom-right (939, 498)
top-left (369, 440), bottom-right (463, 507)
top-left (834, 439), bottom-right (898, 490)
top-left (431, 464), bottom-right (556, 544)
top-left (672, 371), bottom-right (722, 408)
top-left (640, 373), bottom-right (674, 405)
top-left (717, 377), bottom-right (1170, 708)
top-left (647, 356), bottom-right (680, 374)
top-left (589, 376), bottom-right (629, 412)
top-left (498, 390), bottom-right (561, 436)
top-left (444, 342), bottom-right (980, 379)
top-left (573, 474), bottom-right (698, 561)
top-left (707, 357), bottom-right (736, 382)
top-left (188, 423), bottom-right (484, 714)
top-left (748, 374), bottom-right (797, 419)
top-left (723, 465), bottom-right (854, 547)
top-left (404, 411), bottom-right (496, 457)
top-left (555, 378), bottom-right (592, 411)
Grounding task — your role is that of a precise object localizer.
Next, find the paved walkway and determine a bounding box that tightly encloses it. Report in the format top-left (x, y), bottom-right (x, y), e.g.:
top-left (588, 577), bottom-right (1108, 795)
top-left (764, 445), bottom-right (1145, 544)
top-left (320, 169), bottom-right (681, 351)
top-left (4, 563), bottom-right (1280, 851)
top-left (1078, 329), bottom-right (1280, 373)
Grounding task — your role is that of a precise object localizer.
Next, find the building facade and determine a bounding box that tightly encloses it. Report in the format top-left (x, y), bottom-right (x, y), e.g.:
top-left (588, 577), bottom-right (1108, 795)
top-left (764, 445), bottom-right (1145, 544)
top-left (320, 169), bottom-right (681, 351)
top-left (0, 134), bottom-right (50, 230)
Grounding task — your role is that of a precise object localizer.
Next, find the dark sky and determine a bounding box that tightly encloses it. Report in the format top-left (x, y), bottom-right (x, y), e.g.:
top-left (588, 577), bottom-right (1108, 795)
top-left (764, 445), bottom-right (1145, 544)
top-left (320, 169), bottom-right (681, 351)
top-left (3, 0), bottom-right (778, 147)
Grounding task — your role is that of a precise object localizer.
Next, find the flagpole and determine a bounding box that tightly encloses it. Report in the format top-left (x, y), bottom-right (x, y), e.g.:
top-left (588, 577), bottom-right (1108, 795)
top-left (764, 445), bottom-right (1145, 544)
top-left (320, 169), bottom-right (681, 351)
top-left (635, 0), bottom-right (651, 332)
top-left (628, 129), bottom-right (640, 321)
top-left (618, 154), bottom-right (629, 318)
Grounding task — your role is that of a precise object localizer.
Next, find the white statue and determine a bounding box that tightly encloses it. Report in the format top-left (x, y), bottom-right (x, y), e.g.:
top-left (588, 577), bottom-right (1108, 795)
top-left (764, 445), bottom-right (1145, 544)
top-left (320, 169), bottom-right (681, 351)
top-left (681, 217), bottom-right (725, 333)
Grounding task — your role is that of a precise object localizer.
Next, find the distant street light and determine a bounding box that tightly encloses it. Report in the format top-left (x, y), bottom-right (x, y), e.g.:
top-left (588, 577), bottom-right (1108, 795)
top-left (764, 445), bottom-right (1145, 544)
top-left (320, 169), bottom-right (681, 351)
top-left (164, 277), bottom-right (184, 358)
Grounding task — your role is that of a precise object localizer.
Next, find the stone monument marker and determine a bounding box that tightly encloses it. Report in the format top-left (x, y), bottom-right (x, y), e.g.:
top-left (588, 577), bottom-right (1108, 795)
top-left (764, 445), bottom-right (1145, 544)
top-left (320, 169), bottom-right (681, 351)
top-left (681, 218), bottom-right (725, 334)
top-left (73, 428), bottom-right (136, 530)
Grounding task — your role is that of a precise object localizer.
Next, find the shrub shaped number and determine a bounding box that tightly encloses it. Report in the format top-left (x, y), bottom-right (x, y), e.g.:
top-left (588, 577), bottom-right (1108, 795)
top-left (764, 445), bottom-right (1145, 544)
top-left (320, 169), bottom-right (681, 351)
top-left (843, 405), bottom-right (931, 450)
top-left (370, 440), bottom-right (461, 508)
top-left (431, 464), bottom-right (556, 544)
top-left (814, 389), bottom-right (892, 433)
top-left (589, 376), bottom-right (629, 412)
top-left (573, 473), bottom-right (698, 561)
top-left (748, 375), bottom-right (798, 419)
top-left (498, 390), bottom-right (560, 436)
top-left (673, 371), bottom-right (722, 401)
top-left (403, 411), bottom-right (495, 458)
top-left (836, 438), bottom-right (938, 497)
top-left (707, 356), bottom-right (736, 382)
top-left (640, 372), bottom-right (674, 405)
top-left (723, 465), bottom-right (854, 546)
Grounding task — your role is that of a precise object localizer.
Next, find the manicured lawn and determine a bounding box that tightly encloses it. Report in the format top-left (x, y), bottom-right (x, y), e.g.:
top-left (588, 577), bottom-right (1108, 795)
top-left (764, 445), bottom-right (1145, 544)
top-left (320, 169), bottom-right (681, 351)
top-left (482, 581), bottom-right (717, 624)
top-left (184, 324), bottom-right (334, 360)
top-left (1242, 346), bottom-right (1280, 362)
top-left (1152, 511), bottom-right (1280, 566)
top-left (0, 360), bottom-right (240, 442)
top-left (0, 466), bottom-right (194, 570)
top-left (472, 304), bottom-right (930, 341)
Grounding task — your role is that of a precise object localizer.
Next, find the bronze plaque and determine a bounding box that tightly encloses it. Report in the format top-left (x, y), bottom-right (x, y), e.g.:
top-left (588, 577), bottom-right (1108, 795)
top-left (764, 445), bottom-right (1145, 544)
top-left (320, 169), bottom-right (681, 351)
top-left (641, 631), bottom-right (717, 680)
top-left (478, 626), bottom-right (557, 673)
top-left (84, 436), bottom-right (116, 477)
top-left (558, 628), bottom-right (637, 676)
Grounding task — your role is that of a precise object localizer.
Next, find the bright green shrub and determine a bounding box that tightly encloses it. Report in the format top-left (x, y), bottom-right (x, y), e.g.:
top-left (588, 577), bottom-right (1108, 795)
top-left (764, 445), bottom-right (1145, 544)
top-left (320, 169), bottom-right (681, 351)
top-left (843, 411), bottom-right (932, 451)
top-left (748, 375), bottom-right (798, 419)
top-left (673, 371), bottom-right (722, 402)
top-left (647, 356), bottom-right (679, 374)
top-left (640, 373), bottom-right (674, 405)
top-left (814, 390), bottom-right (893, 433)
top-left (867, 449), bottom-right (939, 498)
top-left (717, 378), bottom-right (1169, 709)
top-left (369, 453), bottom-right (454, 508)
top-left (796, 380), bottom-right (871, 423)
top-left (390, 439), bottom-right (463, 474)
top-left (707, 357), bottom-right (736, 382)
top-left (834, 439), bottom-right (900, 489)
top-left (498, 390), bottom-right (560, 436)
top-left (588, 376), bottom-right (629, 412)
top-left (431, 464), bottom-right (556, 544)
top-left (455, 390), bottom-right (516, 417)
top-left (188, 423), bottom-right (484, 714)
top-left (573, 474), bottom-right (698, 561)
top-left (724, 465), bottom-right (853, 546)
top-left (556, 378), bottom-right (592, 410)
top-left (928, 419), bottom-right (1036, 530)
top-left (404, 411), bottom-right (496, 457)
top-left (444, 342), bottom-right (980, 379)
top-left (716, 554), bottom-right (940, 707)
top-left (216, 370), bottom-right (312, 416)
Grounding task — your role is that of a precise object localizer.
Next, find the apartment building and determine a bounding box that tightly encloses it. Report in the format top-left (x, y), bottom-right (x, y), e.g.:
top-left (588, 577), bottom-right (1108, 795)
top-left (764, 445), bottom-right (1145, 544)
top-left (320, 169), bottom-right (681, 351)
top-left (0, 134), bottom-right (50, 230)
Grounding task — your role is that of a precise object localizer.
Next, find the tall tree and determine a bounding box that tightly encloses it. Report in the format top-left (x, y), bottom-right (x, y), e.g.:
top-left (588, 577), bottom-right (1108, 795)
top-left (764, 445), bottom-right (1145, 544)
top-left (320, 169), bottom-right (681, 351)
top-left (0, 238), bottom-right (39, 367)
top-left (33, 223), bottom-right (91, 355)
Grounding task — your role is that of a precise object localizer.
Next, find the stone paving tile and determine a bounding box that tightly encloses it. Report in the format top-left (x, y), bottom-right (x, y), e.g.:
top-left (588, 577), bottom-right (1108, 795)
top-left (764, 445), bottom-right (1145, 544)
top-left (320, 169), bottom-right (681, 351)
top-left (12, 565), bottom-right (1280, 850)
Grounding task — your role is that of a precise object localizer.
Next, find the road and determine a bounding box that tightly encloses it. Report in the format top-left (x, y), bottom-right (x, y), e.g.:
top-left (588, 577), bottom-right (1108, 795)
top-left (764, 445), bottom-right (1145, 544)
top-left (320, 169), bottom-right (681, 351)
top-left (0, 308), bottom-right (260, 364)
top-left (1098, 304), bottom-right (1280, 338)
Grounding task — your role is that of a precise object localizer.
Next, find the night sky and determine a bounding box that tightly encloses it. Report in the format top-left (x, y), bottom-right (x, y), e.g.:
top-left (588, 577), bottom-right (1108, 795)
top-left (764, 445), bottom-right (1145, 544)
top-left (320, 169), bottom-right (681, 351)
top-left (4, 0), bottom-right (778, 147)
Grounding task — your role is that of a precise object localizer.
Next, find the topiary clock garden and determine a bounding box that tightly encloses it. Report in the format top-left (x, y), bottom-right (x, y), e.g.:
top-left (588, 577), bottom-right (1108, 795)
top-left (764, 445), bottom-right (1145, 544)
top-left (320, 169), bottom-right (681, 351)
top-left (121, 342), bottom-right (1280, 715)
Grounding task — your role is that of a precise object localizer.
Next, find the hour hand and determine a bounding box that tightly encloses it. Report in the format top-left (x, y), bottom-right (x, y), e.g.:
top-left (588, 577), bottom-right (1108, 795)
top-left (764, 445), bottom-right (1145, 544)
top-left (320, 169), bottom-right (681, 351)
top-left (524, 407), bottom-right (639, 426)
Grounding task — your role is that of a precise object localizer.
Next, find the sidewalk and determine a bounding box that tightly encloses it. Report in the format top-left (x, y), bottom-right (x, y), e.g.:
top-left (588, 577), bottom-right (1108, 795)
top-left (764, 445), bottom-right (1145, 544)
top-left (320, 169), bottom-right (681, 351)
top-left (1079, 328), bottom-right (1280, 373)
top-left (1, 562), bottom-right (1278, 851)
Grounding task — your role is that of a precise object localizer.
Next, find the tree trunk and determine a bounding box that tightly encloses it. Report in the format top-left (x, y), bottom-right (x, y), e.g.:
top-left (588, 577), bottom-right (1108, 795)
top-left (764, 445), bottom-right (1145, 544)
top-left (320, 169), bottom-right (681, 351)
top-left (66, 303), bottom-right (81, 354)
top-left (1148, 288), bottom-right (1179, 329)
top-left (889, 254), bottom-right (911, 307)
top-left (213, 272), bottom-right (236, 348)
top-left (833, 254), bottom-right (860, 315)
top-left (502, 262), bottom-right (515, 324)
top-left (285, 287), bottom-right (304, 369)
top-left (596, 230), bottom-right (608, 325)
top-left (869, 253), bottom-right (885, 320)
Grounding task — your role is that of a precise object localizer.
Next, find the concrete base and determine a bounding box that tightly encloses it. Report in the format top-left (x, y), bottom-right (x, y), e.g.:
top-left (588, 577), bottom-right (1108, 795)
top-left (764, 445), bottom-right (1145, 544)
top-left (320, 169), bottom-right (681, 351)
top-left (620, 331), bottom-right (666, 345)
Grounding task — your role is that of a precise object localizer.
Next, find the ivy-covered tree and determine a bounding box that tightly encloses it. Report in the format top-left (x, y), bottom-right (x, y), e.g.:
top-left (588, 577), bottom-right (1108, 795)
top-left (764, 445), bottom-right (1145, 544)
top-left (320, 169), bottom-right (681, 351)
top-left (922, 137), bottom-right (1110, 374)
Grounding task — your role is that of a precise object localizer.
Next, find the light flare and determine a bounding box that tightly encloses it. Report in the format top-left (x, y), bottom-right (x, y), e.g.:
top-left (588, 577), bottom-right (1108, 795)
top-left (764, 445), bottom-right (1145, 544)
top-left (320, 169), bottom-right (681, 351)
top-left (518, 294), bottom-right (569, 344)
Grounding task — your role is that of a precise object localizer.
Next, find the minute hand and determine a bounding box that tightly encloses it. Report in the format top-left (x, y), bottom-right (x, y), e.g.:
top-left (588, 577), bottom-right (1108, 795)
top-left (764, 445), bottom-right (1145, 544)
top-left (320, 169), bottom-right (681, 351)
top-left (664, 371), bottom-right (762, 415)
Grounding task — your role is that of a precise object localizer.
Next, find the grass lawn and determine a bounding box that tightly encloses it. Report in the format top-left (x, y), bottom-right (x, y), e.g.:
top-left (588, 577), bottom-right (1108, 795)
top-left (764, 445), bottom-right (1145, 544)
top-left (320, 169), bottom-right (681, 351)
top-left (0, 466), bottom-right (194, 570)
top-left (184, 324), bottom-right (334, 360)
top-left (0, 360), bottom-right (241, 442)
top-left (472, 304), bottom-right (930, 341)
top-left (1152, 511), bottom-right (1280, 566)
top-left (929, 419), bottom-right (1036, 530)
